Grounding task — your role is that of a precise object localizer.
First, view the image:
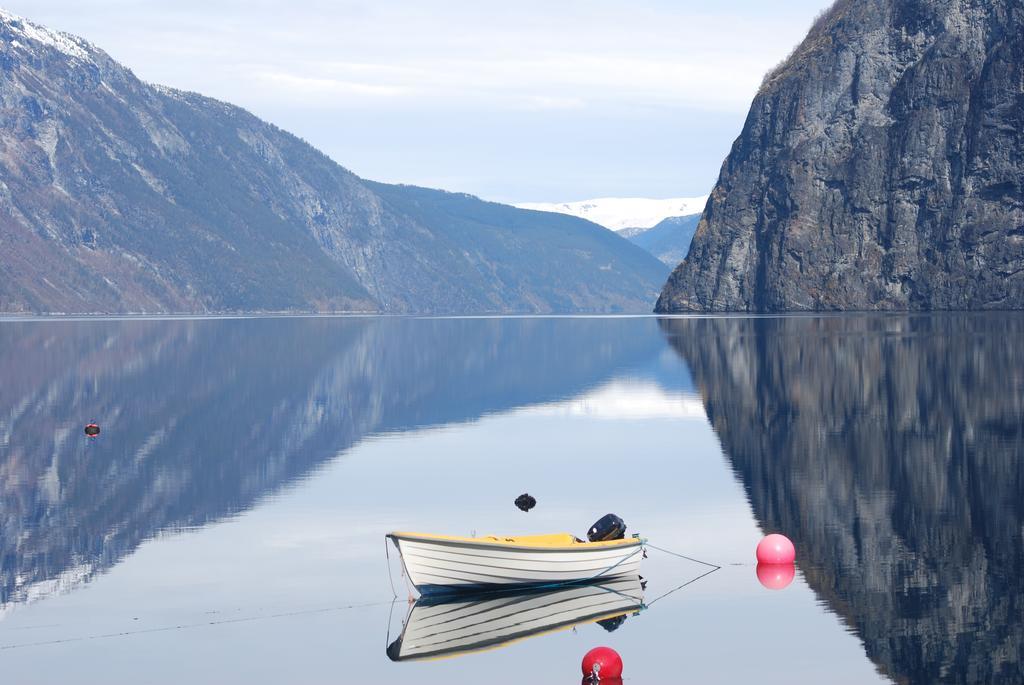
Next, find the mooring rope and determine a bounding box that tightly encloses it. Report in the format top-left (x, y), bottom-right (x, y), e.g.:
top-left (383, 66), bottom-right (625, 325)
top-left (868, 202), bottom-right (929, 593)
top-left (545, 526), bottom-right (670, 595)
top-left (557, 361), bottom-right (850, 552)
top-left (640, 542), bottom-right (722, 607)
top-left (584, 541), bottom-right (646, 582)
top-left (643, 542), bottom-right (721, 570)
top-left (384, 596), bottom-right (399, 648)
top-left (384, 536), bottom-right (398, 599)
top-left (644, 566), bottom-right (720, 606)
top-left (0, 599), bottom-right (396, 652)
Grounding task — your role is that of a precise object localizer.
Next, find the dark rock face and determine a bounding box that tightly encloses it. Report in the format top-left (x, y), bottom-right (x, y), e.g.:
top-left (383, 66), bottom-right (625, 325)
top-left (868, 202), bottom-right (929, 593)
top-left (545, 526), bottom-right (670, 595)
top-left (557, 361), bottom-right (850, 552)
top-left (660, 314), bottom-right (1024, 684)
top-left (657, 0), bottom-right (1024, 312)
top-left (0, 11), bottom-right (667, 314)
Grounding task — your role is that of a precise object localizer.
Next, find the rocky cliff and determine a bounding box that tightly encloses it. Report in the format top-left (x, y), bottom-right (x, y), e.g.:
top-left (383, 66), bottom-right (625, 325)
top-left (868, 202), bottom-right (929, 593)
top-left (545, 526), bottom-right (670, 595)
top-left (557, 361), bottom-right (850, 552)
top-left (661, 314), bottom-right (1024, 683)
top-left (657, 0), bottom-right (1024, 312)
top-left (0, 10), bottom-right (667, 314)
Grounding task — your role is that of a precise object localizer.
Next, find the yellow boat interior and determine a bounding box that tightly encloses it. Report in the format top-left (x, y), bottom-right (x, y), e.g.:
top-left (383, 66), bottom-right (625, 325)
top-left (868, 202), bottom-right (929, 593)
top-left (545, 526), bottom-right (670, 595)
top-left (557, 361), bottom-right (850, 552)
top-left (387, 531), bottom-right (641, 550)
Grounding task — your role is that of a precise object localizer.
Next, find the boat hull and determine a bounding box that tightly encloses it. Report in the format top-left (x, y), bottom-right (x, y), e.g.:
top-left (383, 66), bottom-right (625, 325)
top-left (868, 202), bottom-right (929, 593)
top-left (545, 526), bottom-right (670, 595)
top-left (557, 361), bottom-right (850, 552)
top-left (388, 533), bottom-right (644, 595)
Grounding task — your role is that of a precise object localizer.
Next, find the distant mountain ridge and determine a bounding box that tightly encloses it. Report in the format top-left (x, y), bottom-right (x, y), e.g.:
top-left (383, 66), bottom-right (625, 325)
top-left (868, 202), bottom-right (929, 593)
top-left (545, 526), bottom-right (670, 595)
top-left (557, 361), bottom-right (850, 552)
top-left (515, 196), bottom-right (708, 232)
top-left (516, 196), bottom-right (707, 266)
top-left (627, 215), bottom-right (701, 266)
top-left (0, 9), bottom-right (668, 314)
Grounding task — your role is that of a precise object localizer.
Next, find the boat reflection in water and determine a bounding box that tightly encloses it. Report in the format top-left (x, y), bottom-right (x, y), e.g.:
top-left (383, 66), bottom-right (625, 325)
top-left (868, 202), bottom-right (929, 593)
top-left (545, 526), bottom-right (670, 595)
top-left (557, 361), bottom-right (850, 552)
top-left (386, 576), bottom-right (645, 662)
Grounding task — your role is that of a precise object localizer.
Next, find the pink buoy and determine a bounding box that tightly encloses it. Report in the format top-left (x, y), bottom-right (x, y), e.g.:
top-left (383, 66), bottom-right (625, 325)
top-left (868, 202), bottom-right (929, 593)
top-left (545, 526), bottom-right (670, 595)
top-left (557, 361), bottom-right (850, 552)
top-left (756, 533), bottom-right (795, 564)
top-left (756, 562), bottom-right (795, 590)
top-left (582, 646), bottom-right (623, 680)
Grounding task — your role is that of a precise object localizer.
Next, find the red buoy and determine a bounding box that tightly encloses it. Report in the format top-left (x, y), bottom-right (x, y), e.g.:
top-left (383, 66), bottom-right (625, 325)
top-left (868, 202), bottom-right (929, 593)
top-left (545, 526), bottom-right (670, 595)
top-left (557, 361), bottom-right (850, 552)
top-left (84, 423), bottom-right (101, 437)
top-left (582, 646), bottom-right (623, 680)
top-left (756, 534), bottom-right (796, 564)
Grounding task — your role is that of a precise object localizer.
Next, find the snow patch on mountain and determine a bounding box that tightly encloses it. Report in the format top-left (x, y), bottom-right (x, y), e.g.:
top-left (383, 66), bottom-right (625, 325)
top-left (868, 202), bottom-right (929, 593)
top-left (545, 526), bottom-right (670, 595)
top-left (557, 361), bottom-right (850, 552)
top-left (516, 196), bottom-right (708, 232)
top-left (0, 8), bottom-right (92, 60)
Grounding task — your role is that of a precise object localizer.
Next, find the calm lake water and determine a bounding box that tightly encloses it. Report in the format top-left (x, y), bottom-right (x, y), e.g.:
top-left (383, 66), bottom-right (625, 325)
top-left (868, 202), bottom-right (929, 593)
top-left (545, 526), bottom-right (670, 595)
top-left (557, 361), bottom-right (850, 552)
top-left (0, 314), bottom-right (1021, 684)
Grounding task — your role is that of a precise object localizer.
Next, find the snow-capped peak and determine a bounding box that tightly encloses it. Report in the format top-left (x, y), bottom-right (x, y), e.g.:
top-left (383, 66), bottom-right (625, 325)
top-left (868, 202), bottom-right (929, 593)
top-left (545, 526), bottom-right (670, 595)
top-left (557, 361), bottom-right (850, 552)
top-left (515, 196), bottom-right (708, 232)
top-left (0, 8), bottom-right (92, 60)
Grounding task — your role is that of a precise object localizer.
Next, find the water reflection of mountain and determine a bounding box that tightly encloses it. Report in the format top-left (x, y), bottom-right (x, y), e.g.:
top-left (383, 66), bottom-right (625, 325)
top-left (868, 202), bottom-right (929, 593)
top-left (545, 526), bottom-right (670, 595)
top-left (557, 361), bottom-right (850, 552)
top-left (0, 317), bottom-right (661, 613)
top-left (660, 315), bottom-right (1024, 684)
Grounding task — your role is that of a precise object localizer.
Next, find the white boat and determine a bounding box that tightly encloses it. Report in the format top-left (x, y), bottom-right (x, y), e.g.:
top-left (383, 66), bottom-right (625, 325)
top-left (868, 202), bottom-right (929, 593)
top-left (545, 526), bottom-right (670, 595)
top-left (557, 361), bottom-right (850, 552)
top-left (386, 531), bottom-right (645, 595)
top-left (387, 575), bottom-right (645, 662)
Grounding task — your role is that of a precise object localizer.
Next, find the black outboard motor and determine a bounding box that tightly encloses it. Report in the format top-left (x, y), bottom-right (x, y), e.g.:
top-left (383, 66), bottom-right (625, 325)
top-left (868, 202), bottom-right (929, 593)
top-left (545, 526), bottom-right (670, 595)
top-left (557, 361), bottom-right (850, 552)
top-left (587, 513), bottom-right (626, 542)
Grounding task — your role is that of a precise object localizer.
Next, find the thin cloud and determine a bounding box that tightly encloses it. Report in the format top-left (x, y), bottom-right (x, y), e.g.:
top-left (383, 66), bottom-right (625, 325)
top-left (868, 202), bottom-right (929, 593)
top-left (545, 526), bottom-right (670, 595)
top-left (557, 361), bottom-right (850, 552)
top-left (242, 52), bottom-right (765, 111)
top-left (254, 71), bottom-right (411, 98)
top-left (5, 0), bottom-right (833, 198)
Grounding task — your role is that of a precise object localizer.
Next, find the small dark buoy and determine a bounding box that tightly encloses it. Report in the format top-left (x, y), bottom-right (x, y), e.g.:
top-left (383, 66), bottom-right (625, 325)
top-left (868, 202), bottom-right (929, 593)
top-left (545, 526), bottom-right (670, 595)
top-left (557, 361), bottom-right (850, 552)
top-left (514, 493), bottom-right (536, 512)
top-left (84, 423), bottom-right (100, 437)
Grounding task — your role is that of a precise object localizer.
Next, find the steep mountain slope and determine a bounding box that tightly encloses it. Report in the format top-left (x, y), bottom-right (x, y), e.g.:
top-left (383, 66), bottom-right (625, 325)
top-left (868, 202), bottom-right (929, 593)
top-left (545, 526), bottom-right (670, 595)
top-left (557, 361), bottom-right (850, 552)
top-left (626, 214), bottom-right (700, 266)
top-left (368, 183), bottom-right (668, 312)
top-left (516, 196), bottom-right (707, 232)
top-left (0, 10), bottom-right (668, 314)
top-left (657, 0), bottom-right (1024, 312)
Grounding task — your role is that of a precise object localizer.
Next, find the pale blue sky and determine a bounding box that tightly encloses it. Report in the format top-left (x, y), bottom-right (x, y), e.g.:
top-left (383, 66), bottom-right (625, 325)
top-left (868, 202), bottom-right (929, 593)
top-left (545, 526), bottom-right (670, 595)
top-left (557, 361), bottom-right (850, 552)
top-left (7, 1), bottom-right (833, 202)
